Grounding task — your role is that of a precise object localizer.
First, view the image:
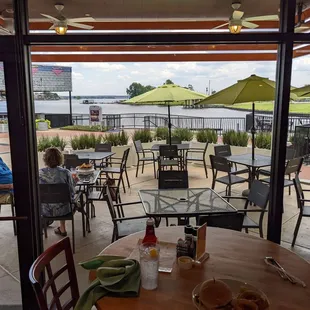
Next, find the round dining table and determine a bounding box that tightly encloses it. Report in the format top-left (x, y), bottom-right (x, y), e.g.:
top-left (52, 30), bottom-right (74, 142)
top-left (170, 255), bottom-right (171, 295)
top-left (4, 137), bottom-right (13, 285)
top-left (91, 227), bottom-right (310, 309)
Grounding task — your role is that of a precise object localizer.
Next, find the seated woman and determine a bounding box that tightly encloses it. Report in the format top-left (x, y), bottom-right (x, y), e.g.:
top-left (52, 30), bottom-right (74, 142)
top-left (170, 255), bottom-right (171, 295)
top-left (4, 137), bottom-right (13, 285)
top-left (0, 157), bottom-right (13, 204)
top-left (39, 147), bottom-right (75, 237)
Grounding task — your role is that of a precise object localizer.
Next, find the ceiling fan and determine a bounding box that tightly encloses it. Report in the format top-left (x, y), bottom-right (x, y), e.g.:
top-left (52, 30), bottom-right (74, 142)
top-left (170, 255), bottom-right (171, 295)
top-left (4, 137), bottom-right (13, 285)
top-left (41, 3), bottom-right (95, 35)
top-left (0, 7), bottom-right (14, 35)
top-left (214, 1), bottom-right (279, 34)
top-left (295, 2), bottom-right (310, 33)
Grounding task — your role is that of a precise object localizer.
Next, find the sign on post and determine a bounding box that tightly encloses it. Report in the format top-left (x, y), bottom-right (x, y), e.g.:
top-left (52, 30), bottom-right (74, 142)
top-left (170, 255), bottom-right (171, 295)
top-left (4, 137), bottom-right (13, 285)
top-left (89, 105), bottom-right (102, 125)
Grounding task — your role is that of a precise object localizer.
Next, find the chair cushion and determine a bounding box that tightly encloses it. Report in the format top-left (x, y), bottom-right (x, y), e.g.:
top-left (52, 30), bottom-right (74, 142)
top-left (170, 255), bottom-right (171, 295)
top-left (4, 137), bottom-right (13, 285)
top-left (216, 174), bottom-right (247, 185)
top-left (140, 157), bottom-right (155, 161)
top-left (102, 167), bottom-right (121, 173)
top-left (117, 218), bottom-right (147, 237)
top-left (242, 216), bottom-right (259, 228)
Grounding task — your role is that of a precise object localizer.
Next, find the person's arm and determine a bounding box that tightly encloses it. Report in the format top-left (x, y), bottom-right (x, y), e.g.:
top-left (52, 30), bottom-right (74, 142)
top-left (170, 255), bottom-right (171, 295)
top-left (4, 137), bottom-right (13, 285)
top-left (67, 171), bottom-right (76, 197)
top-left (0, 183), bottom-right (13, 190)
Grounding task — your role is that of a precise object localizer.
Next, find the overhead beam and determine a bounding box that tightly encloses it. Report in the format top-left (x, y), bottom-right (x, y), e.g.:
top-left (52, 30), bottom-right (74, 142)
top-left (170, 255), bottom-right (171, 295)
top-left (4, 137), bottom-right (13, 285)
top-left (31, 53), bottom-right (277, 62)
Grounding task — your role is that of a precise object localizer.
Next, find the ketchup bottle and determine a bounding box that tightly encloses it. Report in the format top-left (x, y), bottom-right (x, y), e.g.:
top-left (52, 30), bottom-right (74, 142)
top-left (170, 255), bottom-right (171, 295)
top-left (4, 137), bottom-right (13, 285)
top-left (142, 218), bottom-right (157, 244)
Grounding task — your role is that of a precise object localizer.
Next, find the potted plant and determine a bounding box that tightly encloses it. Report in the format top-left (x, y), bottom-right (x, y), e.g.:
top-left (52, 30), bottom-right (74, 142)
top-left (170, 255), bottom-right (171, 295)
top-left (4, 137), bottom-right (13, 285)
top-left (0, 119), bottom-right (8, 133)
top-left (36, 119), bottom-right (51, 131)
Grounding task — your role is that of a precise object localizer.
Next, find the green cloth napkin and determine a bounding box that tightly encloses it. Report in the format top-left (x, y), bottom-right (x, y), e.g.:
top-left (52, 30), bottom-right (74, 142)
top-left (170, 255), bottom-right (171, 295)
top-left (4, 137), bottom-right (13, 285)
top-left (74, 255), bottom-right (141, 310)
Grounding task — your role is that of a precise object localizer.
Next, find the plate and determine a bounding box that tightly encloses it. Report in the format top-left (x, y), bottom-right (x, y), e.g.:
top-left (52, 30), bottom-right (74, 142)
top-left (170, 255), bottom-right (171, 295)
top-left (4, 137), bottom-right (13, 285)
top-left (192, 279), bottom-right (269, 310)
top-left (76, 168), bottom-right (95, 175)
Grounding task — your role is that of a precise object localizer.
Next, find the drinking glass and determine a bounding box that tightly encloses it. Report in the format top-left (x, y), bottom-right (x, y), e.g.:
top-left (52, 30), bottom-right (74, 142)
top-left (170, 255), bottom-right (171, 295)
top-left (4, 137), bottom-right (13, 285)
top-left (139, 242), bottom-right (160, 290)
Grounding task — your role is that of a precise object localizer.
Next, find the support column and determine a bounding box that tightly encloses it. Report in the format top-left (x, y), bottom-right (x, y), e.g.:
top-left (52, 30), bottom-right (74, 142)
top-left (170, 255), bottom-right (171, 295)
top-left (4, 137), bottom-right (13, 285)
top-left (268, 0), bottom-right (296, 243)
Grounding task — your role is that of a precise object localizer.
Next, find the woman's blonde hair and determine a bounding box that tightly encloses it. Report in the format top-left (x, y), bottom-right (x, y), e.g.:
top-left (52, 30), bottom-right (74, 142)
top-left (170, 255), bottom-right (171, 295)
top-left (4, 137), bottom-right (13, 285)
top-left (43, 147), bottom-right (63, 168)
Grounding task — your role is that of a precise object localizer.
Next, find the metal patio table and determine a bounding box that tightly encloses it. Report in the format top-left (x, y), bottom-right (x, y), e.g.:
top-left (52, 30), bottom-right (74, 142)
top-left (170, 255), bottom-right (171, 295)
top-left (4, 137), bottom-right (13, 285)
top-left (139, 187), bottom-right (236, 223)
top-left (76, 170), bottom-right (101, 234)
top-left (75, 151), bottom-right (115, 162)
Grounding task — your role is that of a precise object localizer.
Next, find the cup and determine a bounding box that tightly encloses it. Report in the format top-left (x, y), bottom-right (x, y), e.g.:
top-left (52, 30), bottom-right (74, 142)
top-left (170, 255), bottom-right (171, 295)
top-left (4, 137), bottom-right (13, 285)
top-left (139, 242), bottom-right (160, 290)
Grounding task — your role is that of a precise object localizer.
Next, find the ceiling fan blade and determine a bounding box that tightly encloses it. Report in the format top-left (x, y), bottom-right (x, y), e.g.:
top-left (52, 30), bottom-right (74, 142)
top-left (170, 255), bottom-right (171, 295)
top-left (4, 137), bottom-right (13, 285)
top-left (245, 15), bottom-right (279, 22)
top-left (232, 10), bottom-right (244, 20)
top-left (242, 21), bottom-right (259, 29)
top-left (49, 24), bottom-right (55, 30)
top-left (295, 26), bottom-right (310, 33)
top-left (67, 22), bottom-right (94, 30)
top-left (213, 22), bottom-right (229, 29)
top-left (0, 26), bottom-right (12, 35)
top-left (40, 13), bottom-right (60, 22)
top-left (68, 17), bottom-right (95, 23)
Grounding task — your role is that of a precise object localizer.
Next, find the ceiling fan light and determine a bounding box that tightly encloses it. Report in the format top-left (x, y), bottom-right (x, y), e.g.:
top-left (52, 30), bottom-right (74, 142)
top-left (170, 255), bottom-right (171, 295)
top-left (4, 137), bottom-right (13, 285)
top-left (54, 21), bottom-right (68, 35)
top-left (229, 20), bottom-right (242, 34)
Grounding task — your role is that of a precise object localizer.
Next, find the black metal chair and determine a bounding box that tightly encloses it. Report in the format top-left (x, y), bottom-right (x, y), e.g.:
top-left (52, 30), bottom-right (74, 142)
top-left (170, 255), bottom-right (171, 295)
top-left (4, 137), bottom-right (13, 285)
top-left (158, 145), bottom-right (182, 173)
top-left (223, 179), bottom-right (270, 238)
top-left (214, 144), bottom-right (249, 175)
top-left (291, 176), bottom-right (310, 247)
top-left (158, 170), bottom-right (189, 189)
top-left (63, 154), bottom-right (89, 170)
top-left (105, 185), bottom-right (148, 243)
top-left (261, 157), bottom-right (303, 195)
top-left (94, 143), bottom-right (112, 169)
top-left (39, 183), bottom-right (84, 253)
top-left (209, 154), bottom-right (247, 196)
top-left (0, 192), bottom-right (16, 235)
top-left (198, 213), bottom-right (245, 231)
top-left (185, 142), bottom-right (209, 178)
top-left (167, 137), bottom-right (182, 145)
top-left (102, 148), bottom-right (130, 193)
top-left (134, 140), bottom-right (156, 178)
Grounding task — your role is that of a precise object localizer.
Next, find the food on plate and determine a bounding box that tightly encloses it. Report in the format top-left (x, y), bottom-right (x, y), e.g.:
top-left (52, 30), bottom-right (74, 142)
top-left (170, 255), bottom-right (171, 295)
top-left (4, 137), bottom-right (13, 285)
top-left (199, 279), bottom-right (233, 309)
top-left (231, 298), bottom-right (258, 310)
top-left (78, 163), bottom-right (93, 170)
top-left (237, 290), bottom-right (269, 310)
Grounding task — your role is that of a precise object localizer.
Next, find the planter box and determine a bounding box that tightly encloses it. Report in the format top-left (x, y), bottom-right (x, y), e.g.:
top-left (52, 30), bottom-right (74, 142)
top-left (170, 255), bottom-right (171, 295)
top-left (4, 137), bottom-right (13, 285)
top-left (112, 145), bottom-right (135, 167)
top-left (37, 122), bottom-right (48, 131)
top-left (0, 124), bottom-right (8, 133)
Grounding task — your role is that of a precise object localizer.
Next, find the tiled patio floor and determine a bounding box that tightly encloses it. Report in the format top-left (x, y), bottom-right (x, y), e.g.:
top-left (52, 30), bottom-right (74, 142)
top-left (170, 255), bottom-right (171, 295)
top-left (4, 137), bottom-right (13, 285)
top-left (1, 163), bottom-right (310, 306)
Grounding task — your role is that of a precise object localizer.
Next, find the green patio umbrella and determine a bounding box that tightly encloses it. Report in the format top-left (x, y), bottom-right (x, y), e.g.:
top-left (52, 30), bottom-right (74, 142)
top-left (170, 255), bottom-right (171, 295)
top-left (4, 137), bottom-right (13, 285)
top-left (197, 74), bottom-right (296, 160)
top-left (125, 84), bottom-right (207, 144)
top-left (291, 85), bottom-right (310, 98)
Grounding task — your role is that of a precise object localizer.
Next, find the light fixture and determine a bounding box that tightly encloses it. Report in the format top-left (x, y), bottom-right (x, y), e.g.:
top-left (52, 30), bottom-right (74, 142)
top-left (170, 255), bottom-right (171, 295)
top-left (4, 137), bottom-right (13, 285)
top-left (54, 21), bottom-right (68, 35)
top-left (229, 20), bottom-right (242, 34)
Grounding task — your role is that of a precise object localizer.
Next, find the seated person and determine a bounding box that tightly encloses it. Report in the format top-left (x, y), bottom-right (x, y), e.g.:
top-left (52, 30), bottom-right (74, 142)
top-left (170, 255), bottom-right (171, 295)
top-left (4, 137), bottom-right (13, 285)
top-left (0, 157), bottom-right (13, 204)
top-left (39, 147), bottom-right (75, 237)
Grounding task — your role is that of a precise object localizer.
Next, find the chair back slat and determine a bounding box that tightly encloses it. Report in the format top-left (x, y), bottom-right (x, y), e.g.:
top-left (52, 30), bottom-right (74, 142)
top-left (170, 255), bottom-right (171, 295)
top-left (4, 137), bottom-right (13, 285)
top-left (285, 157), bottom-right (303, 175)
top-left (214, 145), bottom-right (231, 157)
top-left (134, 140), bottom-right (143, 153)
top-left (159, 145), bottom-right (178, 158)
top-left (120, 148), bottom-right (130, 169)
top-left (95, 143), bottom-right (112, 152)
top-left (209, 155), bottom-right (231, 173)
top-left (198, 213), bottom-right (244, 231)
top-left (158, 170), bottom-right (189, 189)
top-left (105, 185), bottom-right (118, 220)
top-left (39, 184), bottom-right (71, 204)
top-left (29, 237), bottom-right (79, 310)
top-left (247, 180), bottom-right (270, 209)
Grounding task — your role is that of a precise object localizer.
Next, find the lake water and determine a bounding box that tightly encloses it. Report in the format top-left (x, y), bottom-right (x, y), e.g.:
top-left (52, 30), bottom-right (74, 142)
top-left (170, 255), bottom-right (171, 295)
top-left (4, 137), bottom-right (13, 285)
top-left (0, 99), bottom-right (248, 118)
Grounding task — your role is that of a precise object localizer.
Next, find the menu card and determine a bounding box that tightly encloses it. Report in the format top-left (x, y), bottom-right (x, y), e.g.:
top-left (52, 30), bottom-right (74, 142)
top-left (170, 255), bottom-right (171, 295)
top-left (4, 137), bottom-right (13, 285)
top-left (196, 222), bottom-right (208, 262)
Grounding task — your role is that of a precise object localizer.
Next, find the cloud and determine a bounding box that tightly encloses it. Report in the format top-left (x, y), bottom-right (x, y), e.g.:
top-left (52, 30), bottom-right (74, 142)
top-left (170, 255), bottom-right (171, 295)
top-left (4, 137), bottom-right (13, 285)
top-left (117, 74), bottom-right (131, 80)
top-left (72, 72), bottom-right (84, 80)
top-left (81, 63), bottom-right (126, 71)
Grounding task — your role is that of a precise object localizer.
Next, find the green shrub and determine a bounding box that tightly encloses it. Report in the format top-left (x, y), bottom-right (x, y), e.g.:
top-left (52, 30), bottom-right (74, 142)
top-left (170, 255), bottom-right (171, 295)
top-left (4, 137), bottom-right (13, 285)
top-left (50, 135), bottom-right (67, 151)
top-left (255, 132), bottom-right (272, 149)
top-left (69, 134), bottom-right (102, 150)
top-left (196, 129), bottom-right (218, 143)
top-left (70, 136), bottom-right (80, 150)
top-left (155, 127), bottom-right (169, 140)
top-left (172, 128), bottom-right (194, 141)
top-left (104, 131), bottom-right (129, 146)
top-left (133, 129), bottom-right (153, 143)
top-left (223, 130), bottom-right (248, 147)
top-left (37, 136), bottom-right (52, 152)
top-left (36, 118), bottom-right (51, 129)
top-left (61, 125), bottom-right (107, 132)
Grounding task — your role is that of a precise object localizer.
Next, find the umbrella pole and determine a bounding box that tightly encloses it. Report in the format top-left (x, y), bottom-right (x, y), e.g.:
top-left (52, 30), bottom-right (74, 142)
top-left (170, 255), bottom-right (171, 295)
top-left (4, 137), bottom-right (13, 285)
top-left (251, 102), bottom-right (256, 161)
top-left (168, 103), bottom-right (172, 145)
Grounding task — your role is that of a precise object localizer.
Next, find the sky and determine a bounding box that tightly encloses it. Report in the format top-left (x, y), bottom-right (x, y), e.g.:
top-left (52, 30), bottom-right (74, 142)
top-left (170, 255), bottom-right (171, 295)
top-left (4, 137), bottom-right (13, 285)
top-left (35, 55), bottom-right (310, 96)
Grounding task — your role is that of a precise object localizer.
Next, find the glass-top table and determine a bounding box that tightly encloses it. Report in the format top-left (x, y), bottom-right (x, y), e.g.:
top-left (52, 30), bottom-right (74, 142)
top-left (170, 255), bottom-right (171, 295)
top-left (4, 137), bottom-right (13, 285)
top-left (139, 188), bottom-right (237, 218)
top-left (75, 152), bottom-right (115, 161)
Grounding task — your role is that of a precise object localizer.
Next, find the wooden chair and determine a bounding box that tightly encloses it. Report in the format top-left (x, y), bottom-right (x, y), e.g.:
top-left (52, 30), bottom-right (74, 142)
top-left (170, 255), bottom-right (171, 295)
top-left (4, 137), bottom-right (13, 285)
top-left (102, 148), bottom-right (130, 193)
top-left (105, 185), bottom-right (148, 243)
top-left (185, 142), bottom-right (209, 178)
top-left (261, 157), bottom-right (303, 195)
top-left (29, 237), bottom-right (79, 310)
top-left (223, 180), bottom-right (270, 238)
top-left (40, 183), bottom-right (83, 253)
top-left (292, 176), bottom-right (310, 247)
top-left (134, 140), bottom-right (156, 178)
top-left (198, 213), bottom-right (245, 231)
top-left (209, 155), bottom-right (247, 196)
top-left (214, 144), bottom-right (249, 175)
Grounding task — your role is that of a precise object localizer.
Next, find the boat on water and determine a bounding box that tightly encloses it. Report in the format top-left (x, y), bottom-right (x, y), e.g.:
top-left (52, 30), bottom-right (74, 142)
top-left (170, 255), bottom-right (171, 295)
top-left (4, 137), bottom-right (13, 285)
top-left (81, 99), bottom-right (95, 104)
